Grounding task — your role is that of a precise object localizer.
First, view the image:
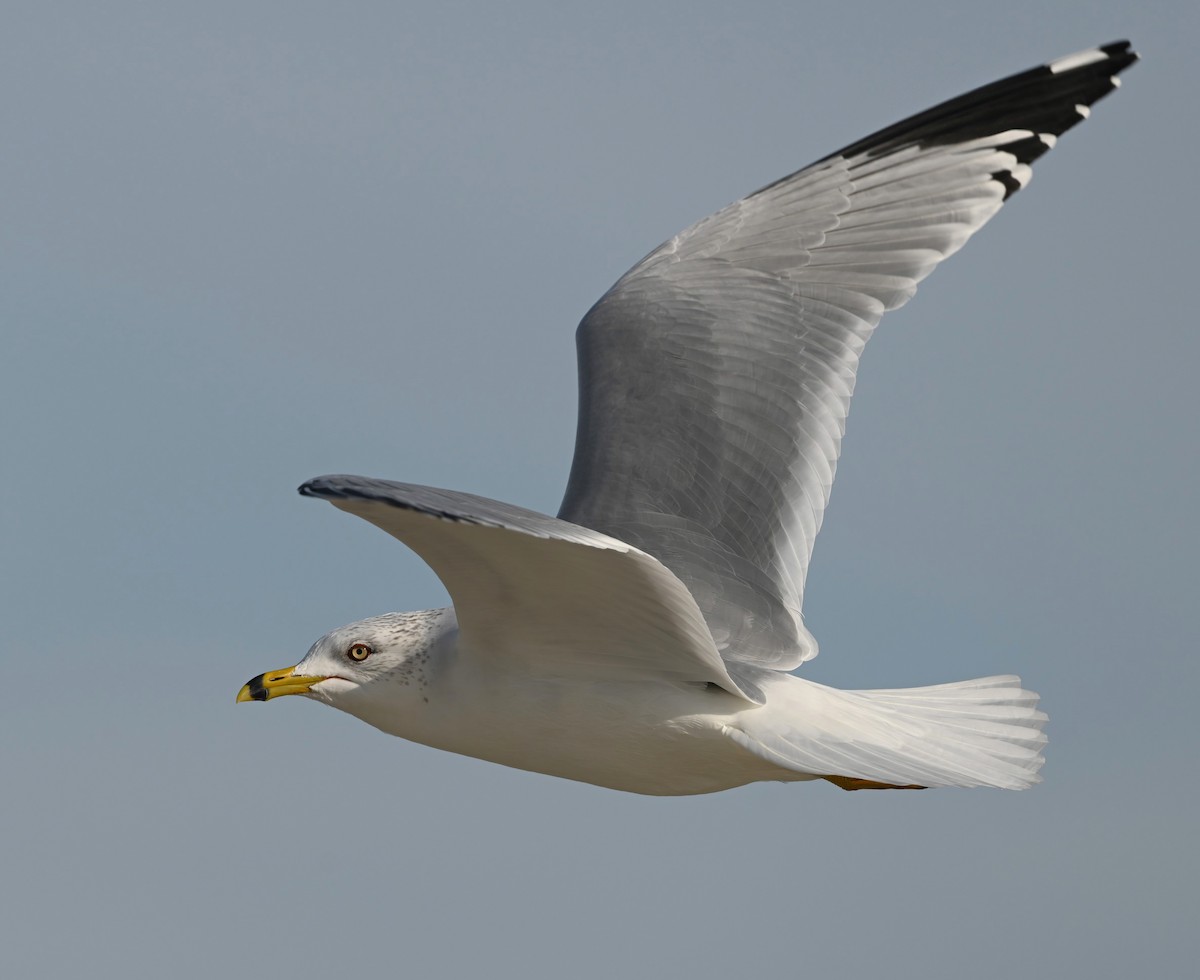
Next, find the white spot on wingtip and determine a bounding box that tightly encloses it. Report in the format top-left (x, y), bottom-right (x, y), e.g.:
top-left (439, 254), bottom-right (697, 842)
top-left (1111, 75), bottom-right (1122, 88)
top-left (950, 130), bottom-right (1035, 154)
top-left (1038, 133), bottom-right (1057, 148)
top-left (1049, 48), bottom-right (1107, 74)
top-left (1075, 103), bottom-right (1091, 119)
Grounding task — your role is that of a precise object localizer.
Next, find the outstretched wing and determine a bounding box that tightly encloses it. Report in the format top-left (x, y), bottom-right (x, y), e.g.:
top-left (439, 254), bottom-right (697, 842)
top-left (300, 476), bottom-right (764, 703)
top-left (558, 42), bottom-right (1137, 671)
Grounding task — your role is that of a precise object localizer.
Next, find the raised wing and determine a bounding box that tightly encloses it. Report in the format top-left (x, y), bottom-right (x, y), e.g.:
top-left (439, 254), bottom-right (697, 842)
top-left (300, 475), bottom-right (764, 703)
top-left (558, 42), bottom-right (1137, 672)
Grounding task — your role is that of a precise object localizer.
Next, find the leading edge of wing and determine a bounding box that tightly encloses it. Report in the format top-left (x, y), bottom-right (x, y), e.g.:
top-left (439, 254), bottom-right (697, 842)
top-left (299, 475), bottom-right (764, 703)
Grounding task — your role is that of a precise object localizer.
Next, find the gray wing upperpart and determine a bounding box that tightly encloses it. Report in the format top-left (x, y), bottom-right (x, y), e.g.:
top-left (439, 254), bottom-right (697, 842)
top-left (558, 42), bottom-right (1137, 672)
top-left (299, 476), bottom-right (764, 702)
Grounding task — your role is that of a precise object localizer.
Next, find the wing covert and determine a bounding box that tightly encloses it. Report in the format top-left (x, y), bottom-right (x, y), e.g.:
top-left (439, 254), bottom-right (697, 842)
top-left (558, 42), bottom-right (1137, 671)
top-left (300, 475), bottom-right (763, 703)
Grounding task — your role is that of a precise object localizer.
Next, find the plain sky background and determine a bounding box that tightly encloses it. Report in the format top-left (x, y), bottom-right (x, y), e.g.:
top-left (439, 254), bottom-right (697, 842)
top-left (3, 2), bottom-right (1196, 977)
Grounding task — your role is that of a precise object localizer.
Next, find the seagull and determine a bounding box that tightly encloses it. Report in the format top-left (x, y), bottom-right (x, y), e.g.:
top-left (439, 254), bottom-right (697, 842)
top-left (239, 43), bottom-right (1136, 795)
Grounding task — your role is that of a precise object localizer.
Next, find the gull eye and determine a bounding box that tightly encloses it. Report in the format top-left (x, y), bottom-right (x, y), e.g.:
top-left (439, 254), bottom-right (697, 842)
top-left (347, 642), bottom-right (373, 662)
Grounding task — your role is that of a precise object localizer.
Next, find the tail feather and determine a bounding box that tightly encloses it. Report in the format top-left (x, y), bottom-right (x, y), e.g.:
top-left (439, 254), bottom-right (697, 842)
top-left (730, 674), bottom-right (1047, 790)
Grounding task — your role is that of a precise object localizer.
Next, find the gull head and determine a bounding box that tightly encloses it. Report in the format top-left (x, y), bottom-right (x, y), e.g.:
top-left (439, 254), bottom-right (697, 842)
top-left (236, 609), bottom-right (450, 710)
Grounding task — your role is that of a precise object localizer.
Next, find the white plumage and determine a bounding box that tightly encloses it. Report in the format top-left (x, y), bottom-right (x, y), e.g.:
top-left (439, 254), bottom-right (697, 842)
top-left (239, 43), bottom-right (1136, 795)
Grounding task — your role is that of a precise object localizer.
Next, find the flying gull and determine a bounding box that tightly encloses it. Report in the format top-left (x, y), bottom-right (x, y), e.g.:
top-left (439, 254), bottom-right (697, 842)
top-left (239, 42), bottom-right (1137, 794)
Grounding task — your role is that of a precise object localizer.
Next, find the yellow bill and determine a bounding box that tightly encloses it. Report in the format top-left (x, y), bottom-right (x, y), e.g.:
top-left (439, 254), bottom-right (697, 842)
top-left (237, 665), bottom-right (328, 703)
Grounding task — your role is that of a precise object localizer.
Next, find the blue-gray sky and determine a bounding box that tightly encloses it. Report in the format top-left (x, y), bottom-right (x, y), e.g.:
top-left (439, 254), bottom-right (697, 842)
top-left (3, 2), bottom-right (1195, 977)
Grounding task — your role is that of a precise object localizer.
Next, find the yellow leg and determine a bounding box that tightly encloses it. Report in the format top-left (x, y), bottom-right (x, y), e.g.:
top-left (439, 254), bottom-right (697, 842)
top-left (823, 775), bottom-right (927, 791)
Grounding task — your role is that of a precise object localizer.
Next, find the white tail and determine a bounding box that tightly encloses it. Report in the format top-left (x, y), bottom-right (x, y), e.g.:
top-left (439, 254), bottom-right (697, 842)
top-left (730, 674), bottom-right (1047, 789)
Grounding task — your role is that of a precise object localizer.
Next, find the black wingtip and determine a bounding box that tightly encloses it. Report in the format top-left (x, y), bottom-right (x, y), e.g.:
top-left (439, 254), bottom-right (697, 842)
top-left (992, 170), bottom-right (1023, 201)
top-left (298, 476), bottom-right (350, 500)
top-left (822, 40), bottom-right (1139, 165)
top-left (1100, 39), bottom-right (1136, 59)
